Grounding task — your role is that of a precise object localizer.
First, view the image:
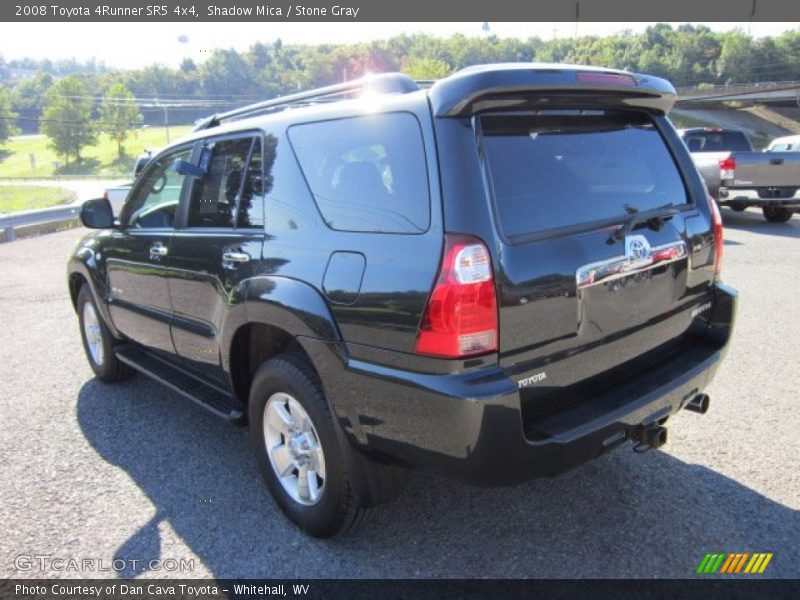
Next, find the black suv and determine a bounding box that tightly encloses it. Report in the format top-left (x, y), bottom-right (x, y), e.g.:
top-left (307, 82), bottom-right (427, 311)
top-left (69, 64), bottom-right (736, 537)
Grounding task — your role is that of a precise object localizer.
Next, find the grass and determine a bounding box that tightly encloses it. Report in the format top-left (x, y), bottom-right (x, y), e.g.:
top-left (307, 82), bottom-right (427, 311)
top-left (745, 106), bottom-right (800, 135)
top-left (0, 125), bottom-right (193, 178)
top-left (668, 111), bottom-right (713, 130)
top-left (0, 185), bottom-right (77, 213)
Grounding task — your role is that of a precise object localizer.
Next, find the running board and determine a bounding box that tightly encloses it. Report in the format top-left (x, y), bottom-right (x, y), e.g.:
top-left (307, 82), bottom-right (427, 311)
top-left (114, 345), bottom-right (244, 422)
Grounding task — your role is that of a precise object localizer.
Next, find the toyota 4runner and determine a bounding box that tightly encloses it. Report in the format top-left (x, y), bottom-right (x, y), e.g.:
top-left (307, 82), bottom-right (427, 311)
top-left (68, 64), bottom-right (737, 537)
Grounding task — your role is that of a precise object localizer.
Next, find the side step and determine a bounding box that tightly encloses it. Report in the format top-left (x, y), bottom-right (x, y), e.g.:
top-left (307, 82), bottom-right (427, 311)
top-left (115, 345), bottom-right (244, 422)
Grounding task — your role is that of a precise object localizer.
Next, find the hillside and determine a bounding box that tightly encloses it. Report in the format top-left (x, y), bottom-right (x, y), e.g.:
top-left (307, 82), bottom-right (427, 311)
top-left (670, 107), bottom-right (798, 149)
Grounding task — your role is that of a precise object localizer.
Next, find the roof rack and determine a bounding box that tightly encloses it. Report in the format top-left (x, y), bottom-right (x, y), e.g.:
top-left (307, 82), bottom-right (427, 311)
top-left (193, 72), bottom-right (420, 131)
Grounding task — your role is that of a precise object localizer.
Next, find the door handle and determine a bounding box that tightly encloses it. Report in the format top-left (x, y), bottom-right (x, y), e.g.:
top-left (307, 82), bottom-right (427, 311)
top-left (222, 250), bottom-right (251, 267)
top-left (149, 242), bottom-right (168, 258)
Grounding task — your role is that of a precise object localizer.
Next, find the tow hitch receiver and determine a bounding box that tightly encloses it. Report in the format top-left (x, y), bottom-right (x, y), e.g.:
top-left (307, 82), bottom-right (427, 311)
top-left (633, 424), bottom-right (668, 453)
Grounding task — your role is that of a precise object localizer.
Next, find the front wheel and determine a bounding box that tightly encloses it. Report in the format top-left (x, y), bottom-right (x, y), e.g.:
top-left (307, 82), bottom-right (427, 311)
top-left (763, 205), bottom-right (793, 223)
top-left (77, 285), bottom-right (135, 383)
top-left (249, 355), bottom-right (372, 538)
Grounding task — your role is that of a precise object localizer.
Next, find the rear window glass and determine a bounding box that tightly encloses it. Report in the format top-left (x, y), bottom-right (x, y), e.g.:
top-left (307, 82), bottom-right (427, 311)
top-left (480, 111), bottom-right (688, 240)
top-left (288, 113), bottom-right (430, 234)
top-left (682, 131), bottom-right (752, 152)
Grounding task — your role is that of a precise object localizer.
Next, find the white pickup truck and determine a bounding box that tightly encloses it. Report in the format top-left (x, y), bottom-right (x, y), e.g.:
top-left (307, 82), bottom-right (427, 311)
top-left (103, 152), bottom-right (152, 216)
top-left (679, 128), bottom-right (800, 223)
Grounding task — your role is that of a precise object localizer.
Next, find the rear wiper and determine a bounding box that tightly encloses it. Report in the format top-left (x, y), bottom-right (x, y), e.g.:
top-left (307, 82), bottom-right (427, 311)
top-left (609, 203), bottom-right (678, 242)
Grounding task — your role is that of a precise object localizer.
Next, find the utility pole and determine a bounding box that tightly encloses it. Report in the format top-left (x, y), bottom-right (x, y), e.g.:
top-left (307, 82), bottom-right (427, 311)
top-left (155, 98), bottom-right (170, 143)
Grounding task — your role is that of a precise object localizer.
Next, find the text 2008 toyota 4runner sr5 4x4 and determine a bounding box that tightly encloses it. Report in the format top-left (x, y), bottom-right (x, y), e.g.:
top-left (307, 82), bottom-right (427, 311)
top-left (69, 64), bottom-right (736, 537)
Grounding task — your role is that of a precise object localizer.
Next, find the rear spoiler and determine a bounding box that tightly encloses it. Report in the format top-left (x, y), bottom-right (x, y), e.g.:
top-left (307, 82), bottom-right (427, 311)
top-left (428, 63), bottom-right (676, 118)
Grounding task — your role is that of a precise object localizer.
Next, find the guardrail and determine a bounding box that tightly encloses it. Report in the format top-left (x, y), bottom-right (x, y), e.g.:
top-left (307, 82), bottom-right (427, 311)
top-left (676, 80), bottom-right (800, 96)
top-left (0, 205), bottom-right (82, 243)
top-left (676, 81), bottom-right (800, 103)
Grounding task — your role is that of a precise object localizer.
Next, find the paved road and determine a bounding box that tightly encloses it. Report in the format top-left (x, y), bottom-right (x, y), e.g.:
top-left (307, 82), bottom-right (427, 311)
top-left (0, 209), bottom-right (798, 579)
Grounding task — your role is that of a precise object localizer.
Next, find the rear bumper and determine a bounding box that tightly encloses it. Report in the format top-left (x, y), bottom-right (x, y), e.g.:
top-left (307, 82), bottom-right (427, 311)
top-left (304, 283), bottom-right (737, 486)
top-left (718, 187), bottom-right (800, 208)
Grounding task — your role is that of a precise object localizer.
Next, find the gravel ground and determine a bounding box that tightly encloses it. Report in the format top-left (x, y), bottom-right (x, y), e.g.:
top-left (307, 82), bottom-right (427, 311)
top-left (0, 208), bottom-right (798, 579)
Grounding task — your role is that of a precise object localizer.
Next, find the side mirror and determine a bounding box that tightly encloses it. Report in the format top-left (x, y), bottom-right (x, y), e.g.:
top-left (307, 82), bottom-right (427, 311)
top-left (133, 153), bottom-right (152, 178)
top-left (174, 159), bottom-right (206, 178)
top-left (80, 198), bottom-right (115, 229)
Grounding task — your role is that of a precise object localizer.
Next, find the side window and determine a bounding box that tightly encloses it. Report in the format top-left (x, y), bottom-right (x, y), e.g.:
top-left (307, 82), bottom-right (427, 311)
top-left (236, 137), bottom-right (270, 229)
top-left (188, 137), bottom-right (254, 228)
top-left (288, 113), bottom-right (430, 234)
top-left (123, 147), bottom-right (192, 229)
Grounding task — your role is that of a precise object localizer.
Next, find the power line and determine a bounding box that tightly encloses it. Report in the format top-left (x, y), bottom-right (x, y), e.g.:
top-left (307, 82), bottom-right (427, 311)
top-left (0, 116), bottom-right (196, 125)
top-left (14, 95), bottom-right (237, 107)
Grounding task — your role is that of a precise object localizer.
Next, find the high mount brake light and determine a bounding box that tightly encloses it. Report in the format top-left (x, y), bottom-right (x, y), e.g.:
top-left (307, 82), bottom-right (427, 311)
top-left (415, 234), bottom-right (498, 358)
top-left (708, 195), bottom-right (724, 281)
top-left (575, 72), bottom-right (636, 86)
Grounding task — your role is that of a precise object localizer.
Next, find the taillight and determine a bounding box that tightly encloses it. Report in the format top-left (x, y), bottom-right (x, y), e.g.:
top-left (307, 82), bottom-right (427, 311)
top-left (719, 156), bottom-right (735, 180)
top-left (415, 234), bottom-right (498, 358)
top-left (708, 195), bottom-right (723, 281)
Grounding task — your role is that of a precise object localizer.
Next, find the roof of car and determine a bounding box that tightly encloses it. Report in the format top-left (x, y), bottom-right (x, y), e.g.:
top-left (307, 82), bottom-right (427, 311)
top-left (160, 63), bottom-right (677, 151)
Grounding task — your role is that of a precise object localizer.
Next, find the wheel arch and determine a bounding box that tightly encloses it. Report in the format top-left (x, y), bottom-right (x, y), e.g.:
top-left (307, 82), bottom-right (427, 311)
top-left (68, 271), bottom-right (88, 310)
top-left (224, 276), bottom-right (343, 405)
top-left (67, 254), bottom-right (122, 339)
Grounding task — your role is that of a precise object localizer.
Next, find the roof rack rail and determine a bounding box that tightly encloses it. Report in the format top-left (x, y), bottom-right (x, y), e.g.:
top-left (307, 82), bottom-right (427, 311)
top-left (193, 72), bottom-right (420, 131)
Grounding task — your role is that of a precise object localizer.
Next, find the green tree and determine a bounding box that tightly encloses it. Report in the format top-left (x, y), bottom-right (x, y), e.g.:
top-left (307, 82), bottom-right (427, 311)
top-left (200, 49), bottom-right (258, 96)
top-left (0, 87), bottom-right (19, 144)
top-left (10, 71), bottom-right (53, 122)
top-left (99, 82), bottom-right (142, 159)
top-left (717, 31), bottom-right (753, 84)
top-left (401, 57), bottom-right (452, 80)
top-left (41, 75), bottom-right (96, 166)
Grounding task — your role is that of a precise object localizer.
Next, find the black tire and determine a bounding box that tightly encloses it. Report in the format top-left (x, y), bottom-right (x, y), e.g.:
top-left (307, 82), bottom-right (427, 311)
top-left (763, 206), bottom-right (793, 223)
top-left (729, 202), bottom-right (747, 212)
top-left (77, 285), bottom-right (135, 383)
top-left (249, 354), bottom-right (374, 538)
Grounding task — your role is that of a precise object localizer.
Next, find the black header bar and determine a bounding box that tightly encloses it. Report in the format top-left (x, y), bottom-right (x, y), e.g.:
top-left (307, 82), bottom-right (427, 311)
top-left (2, 0), bottom-right (800, 22)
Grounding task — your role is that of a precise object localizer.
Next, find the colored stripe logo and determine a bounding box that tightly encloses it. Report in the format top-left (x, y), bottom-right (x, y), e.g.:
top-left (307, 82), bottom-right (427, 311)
top-left (696, 552), bottom-right (773, 574)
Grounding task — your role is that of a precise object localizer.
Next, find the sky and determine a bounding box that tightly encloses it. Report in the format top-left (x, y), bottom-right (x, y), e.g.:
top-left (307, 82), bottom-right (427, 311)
top-left (1, 22), bottom-right (798, 69)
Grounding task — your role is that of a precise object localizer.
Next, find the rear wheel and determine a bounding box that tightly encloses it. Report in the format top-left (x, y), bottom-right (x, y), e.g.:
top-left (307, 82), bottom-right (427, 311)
top-left (763, 205), bottom-right (793, 223)
top-left (77, 285), bottom-right (135, 383)
top-left (249, 354), bottom-right (378, 537)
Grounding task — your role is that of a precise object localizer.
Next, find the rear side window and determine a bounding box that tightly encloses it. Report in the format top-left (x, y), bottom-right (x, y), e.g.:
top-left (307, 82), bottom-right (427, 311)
top-left (289, 113), bottom-right (430, 234)
top-left (480, 111), bottom-right (688, 241)
top-left (682, 130), bottom-right (752, 152)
